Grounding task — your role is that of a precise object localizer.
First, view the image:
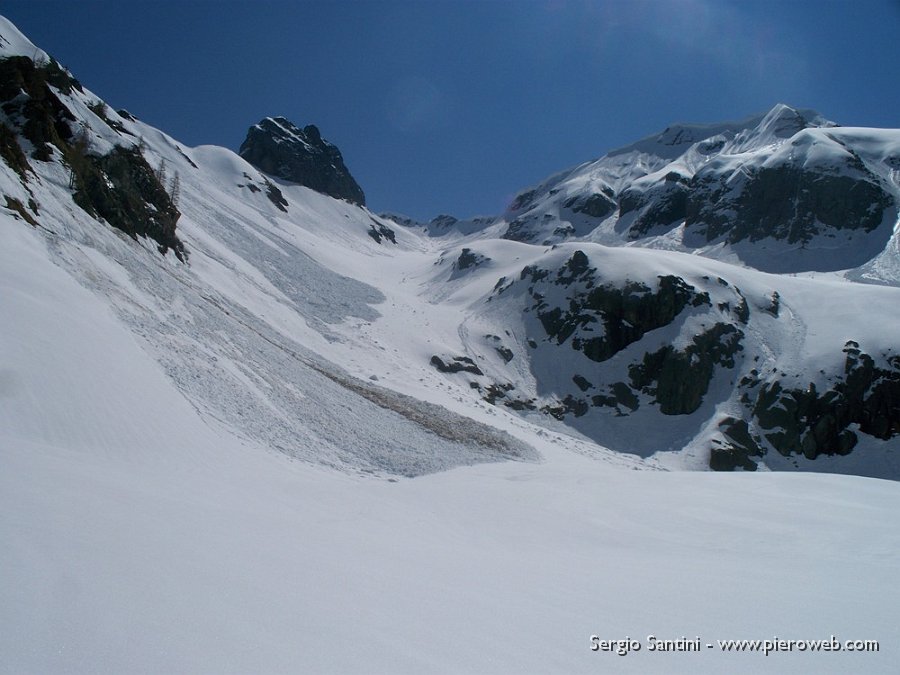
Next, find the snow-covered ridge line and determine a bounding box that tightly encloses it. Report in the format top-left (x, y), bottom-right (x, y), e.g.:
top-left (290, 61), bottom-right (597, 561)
top-left (1, 12), bottom-right (898, 478)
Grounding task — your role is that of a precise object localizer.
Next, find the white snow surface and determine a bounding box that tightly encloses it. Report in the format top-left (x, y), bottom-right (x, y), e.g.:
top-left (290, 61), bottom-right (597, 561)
top-left (2, 17), bottom-right (900, 673)
top-left (3, 221), bottom-right (899, 674)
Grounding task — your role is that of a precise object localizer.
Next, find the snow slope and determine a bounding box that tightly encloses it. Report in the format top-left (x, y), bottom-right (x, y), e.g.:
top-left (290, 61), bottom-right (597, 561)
top-left (3, 223), bottom-right (900, 674)
top-left (2, 14), bottom-right (900, 673)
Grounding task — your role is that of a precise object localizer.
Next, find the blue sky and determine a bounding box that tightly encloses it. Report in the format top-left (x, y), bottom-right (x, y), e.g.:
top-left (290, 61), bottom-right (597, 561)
top-left (4, 0), bottom-right (900, 220)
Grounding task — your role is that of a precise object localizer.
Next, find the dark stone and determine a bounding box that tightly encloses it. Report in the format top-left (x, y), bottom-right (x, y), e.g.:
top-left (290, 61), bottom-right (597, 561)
top-left (733, 293), bottom-right (750, 324)
top-left (483, 382), bottom-right (515, 404)
top-left (504, 398), bottom-right (536, 411)
top-left (503, 217), bottom-right (536, 242)
top-left (709, 444), bottom-right (759, 471)
top-left (367, 220), bottom-right (397, 245)
top-left (562, 395), bottom-right (589, 417)
top-left (430, 355), bottom-right (484, 376)
top-left (709, 417), bottom-right (762, 471)
top-left (0, 122), bottom-right (31, 180)
top-left (0, 56), bottom-right (76, 161)
top-left (752, 342), bottom-right (900, 460)
top-left (535, 273), bottom-right (705, 363)
top-left (509, 188), bottom-right (538, 211)
top-left (495, 346), bottom-right (514, 363)
top-left (239, 117), bottom-right (365, 206)
top-left (4, 195), bottom-right (38, 226)
top-left (611, 381), bottom-right (639, 411)
top-left (455, 247), bottom-right (488, 270)
top-left (72, 145), bottom-right (185, 260)
top-left (563, 190), bottom-right (616, 219)
top-left (619, 180), bottom-right (689, 237)
top-left (264, 179), bottom-right (288, 212)
top-left (429, 214), bottom-right (459, 230)
top-left (763, 291), bottom-right (780, 317)
top-left (0, 57), bottom-right (184, 258)
top-left (629, 323), bottom-right (743, 415)
top-left (572, 374), bottom-right (592, 391)
top-left (686, 162), bottom-right (892, 246)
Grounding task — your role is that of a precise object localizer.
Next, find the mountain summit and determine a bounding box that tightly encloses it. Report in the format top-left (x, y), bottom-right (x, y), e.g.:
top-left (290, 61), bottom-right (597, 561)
top-left (478, 103), bottom-right (897, 274)
top-left (239, 116), bottom-right (365, 206)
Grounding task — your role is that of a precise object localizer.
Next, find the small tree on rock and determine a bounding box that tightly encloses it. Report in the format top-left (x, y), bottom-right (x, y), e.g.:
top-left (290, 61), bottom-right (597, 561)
top-left (170, 172), bottom-right (181, 207)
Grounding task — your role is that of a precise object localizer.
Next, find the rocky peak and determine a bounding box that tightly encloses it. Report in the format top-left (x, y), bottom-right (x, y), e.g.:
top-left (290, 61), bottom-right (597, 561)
top-left (239, 116), bottom-right (365, 206)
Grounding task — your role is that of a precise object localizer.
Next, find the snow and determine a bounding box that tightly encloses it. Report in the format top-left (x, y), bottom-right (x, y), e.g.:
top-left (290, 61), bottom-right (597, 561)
top-left (3, 375), bottom-right (900, 674)
top-left (2, 17), bottom-right (900, 672)
top-left (0, 14), bottom-right (48, 61)
top-left (2, 225), bottom-right (899, 672)
top-left (3, 147), bottom-right (898, 675)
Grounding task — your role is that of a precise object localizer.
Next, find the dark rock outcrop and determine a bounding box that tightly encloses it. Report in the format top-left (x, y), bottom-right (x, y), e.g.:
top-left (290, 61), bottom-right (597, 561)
top-left (367, 219), bottom-right (397, 244)
top-left (628, 323), bottom-right (743, 415)
top-left (522, 251), bottom-right (710, 364)
top-left (0, 55), bottom-right (184, 258)
top-left (430, 355), bottom-right (484, 376)
top-left (686, 162), bottom-right (892, 246)
top-left (73, 145), bottom-right (185, 259)
top-left (239, 117), bottom-right (365, 206)
top-left (752, 342), bottom-right (900, 461)
top-left (0, 55), bottom-right (76, 161)
top-left (563, 188), bottom-right (617, 220)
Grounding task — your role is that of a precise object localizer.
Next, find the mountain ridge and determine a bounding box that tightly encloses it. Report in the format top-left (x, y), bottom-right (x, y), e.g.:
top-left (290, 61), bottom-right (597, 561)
top-left (0, 14), bottom-right (898, 478)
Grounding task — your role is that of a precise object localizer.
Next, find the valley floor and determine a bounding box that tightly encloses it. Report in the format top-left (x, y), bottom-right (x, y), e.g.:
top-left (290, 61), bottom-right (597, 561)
top-left (3, 429), bottom-right (899, 674)
top-left (2, 228), bottom-right (897, 670)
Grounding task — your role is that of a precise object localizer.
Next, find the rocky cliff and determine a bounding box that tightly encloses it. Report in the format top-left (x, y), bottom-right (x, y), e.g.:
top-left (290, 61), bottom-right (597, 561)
top-left (239, 116), bottom-right (365, 206)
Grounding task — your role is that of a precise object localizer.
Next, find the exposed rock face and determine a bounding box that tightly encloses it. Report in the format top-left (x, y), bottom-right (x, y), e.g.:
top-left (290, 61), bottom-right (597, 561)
top-left (619, 173), bottom-right (690, 238)
top-left (430, 355), bottom-right (483, 376)
top-left (563, 189), bottom-right (617, 220)
top-left (685, 155), bottom-right (892, 246)
top-left (484, 250), bottom-right (745, 423)
top-left (74, 146), bottom-right (185, 259)
top-left (0, 54), bottom-right (184, 258)
top-left (239, 117), bottom-right (365, 206)
top-left (522, 251), bottom-right (711, 364)
top-left (628, 323), bottom-right (743, 415)
top-left (0, 55), bottom-right (77, 161)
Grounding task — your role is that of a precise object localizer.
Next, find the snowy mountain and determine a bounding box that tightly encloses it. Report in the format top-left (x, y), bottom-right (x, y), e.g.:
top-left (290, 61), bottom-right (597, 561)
top-left (2, 16), bottom-right (900, 674)
top-left (383, 106), bottom-right (900, 477)
top-left (474, 103), bottom-right (900, 276)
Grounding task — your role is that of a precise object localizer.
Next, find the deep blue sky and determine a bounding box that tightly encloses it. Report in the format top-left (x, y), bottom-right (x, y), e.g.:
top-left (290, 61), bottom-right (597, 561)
top-left (4, 0), bottom-right (900, 220)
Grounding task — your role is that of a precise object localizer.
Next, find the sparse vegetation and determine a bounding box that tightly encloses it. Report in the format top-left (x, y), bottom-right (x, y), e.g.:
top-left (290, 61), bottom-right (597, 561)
top-left (0, 122), bottom-right (32, 180)
top-left (4, 195), bottom-right (39, 227)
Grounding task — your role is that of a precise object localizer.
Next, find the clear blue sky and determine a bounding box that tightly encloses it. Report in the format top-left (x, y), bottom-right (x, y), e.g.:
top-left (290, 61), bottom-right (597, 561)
top-left (4, 0), bottom-right (900, 220)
